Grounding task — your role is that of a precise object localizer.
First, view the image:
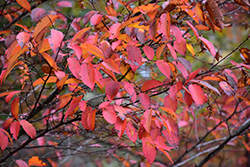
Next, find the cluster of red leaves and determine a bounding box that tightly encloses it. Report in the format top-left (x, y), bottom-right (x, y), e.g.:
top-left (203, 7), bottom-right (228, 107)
top-left (0, 0), bottom-right (250, 166)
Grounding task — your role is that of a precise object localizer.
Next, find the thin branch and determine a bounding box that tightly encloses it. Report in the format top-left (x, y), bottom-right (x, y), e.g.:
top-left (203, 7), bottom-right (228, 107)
top-left (196, 118), bottom-right (250, 167)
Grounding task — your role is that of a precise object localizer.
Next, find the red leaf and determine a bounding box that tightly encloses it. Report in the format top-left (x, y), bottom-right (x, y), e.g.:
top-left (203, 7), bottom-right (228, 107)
top-left (102, 59), bottom-right (120, 74)
top-left (64, 96), bottom-right (82, 121)
top-left (2, 90), bottom-right (22, 103)
top-left (68, 58), bottom-right (81, 79)
top-left (190, 80), bottom-right (221, 95)
top-left (178, 57), bottom-right (192, 72)
top-left (82, 11), bottom-right (98, 25)
top-left (10, 121), bottom-right (20, 140)
top-left (164, 95), bottom-right (177, 112)
top-left (0, 128), bottom-right (8, 150)
top-left (141, 79), bottom-right (163, 91)
top-left (219, 81), bottom-right (234, 96)
top-left (69, 44), bottom-right (82, 60)
top-left (20, 120), bottom-right (36, 139)
top-left (142, 109), bottom-right (152, 133)
top-left (162, 129), bottom-right (179, 148)
top-left (167, 43), bottom-right (177, 60)
top-left (149, 20), bottom-right (157, 40)
top-left (189, 69), bottom-right (200, 80)
top-left (103, 106), bottom-right (117, 124)
top-left (57, 1), bottom-right (72, 7)
top-left (105, 81), bottom-right (120, 101)
top-left (199, 37), bottom-right (216, 57)
top-left (173, 61), bottom-right (188, 79)
top-left (138, 93), bottom-right (151, 110)
top-left (142, 141), bottom-right (156, 164)
top-left (121, 82), bottom-right (136, 102)
top-left (31, 8), bottom-right (46, 22)
top-left (154, 136), bottom-right (172, 151)
top-left (81, 107), bottom-right (91, 130)
top-left (79, 100), bottom-right (87, 112)
top-left (11, 97), bottom-right (19, 120)
top-left (114, 105), bottom-right (127, 121)
top-left (186, 21), bottom-right (199, 40)
top-left (49, 29), bottom-right (64, 54)
top-left (174, 38), bottom-right (186, 55)
top-left (16, 32), bottom-right (30, 48)
top-left (16, 0), bottom-right (31, 12)
top-left (126, 121), bottom-right (138, 143)
top-left (1, 118), bottom-right (14, 130)
top-left (16, 159), bottom-right (29, 167)
top-left (109, 23), bottom-right (121, 39)
top-left (160, 13), bottom-right (170, 37)
top-left (170, 25), bottom-right (182, 43)
top-left (126, 45), bottom-right (142, 72)
top-left (188, 84), bottom-right (207, 106)
top-left (143, 46), bottom-right (154, 60)
top-left (80, 63), bottom-right (95, 90)
top-left (156, 60), bottom-right (171, 79)
top-left (169, 81), bottom-right (183, 98)
top-left (184, 91), bottom-right (193, 107)
top-left (115, 117), bottom-right (127, 138)
top-left (90, 14), bottom-right (103, 26)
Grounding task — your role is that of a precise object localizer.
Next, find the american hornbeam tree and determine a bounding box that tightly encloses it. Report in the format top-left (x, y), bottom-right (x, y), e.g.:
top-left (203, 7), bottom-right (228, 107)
top-left (0, 0), bottom-right (250, 166)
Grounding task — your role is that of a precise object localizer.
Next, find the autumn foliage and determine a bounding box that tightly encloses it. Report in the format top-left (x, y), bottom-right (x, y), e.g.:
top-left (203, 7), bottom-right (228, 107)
top-left (0, 0), bottom-right (250, 166)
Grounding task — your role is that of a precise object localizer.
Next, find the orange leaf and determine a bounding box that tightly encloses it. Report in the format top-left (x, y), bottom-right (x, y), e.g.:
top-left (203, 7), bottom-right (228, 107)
top-left (33, 15), bottom-right (59, 38)
top-left (80, 43), bottom-right (105, 59)
top-left (11, 97), bottom-right (19, 120)
top-left (239, 48), bottom-right (250, 63)
top-left (71, 27), bottom-right (90, 44)
top-left (28, 156), bottom-right (47, 166)
top-left (33, 76), bottom-right (57, 87)
top-left (16, 0), bottom-right (31, 12)
top-left (87, 109), bottom-right (97, 130)
top-left (41, 53), bottom-right (60, 70)
top-left (160, 107), bottom-right (179, 120)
